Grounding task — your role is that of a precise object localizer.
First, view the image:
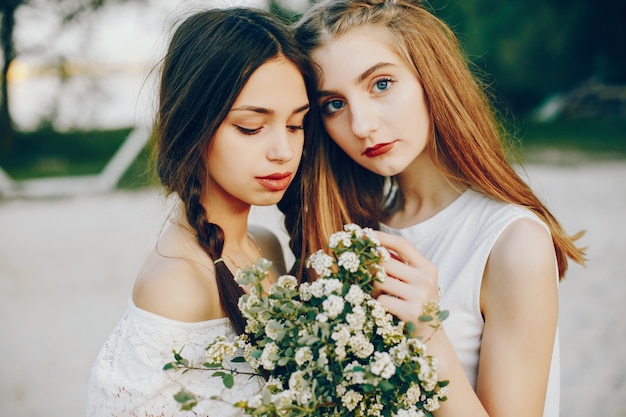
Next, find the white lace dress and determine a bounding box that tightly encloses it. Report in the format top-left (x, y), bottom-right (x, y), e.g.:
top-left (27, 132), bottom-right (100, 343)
top-left (86, 299), bottom-right (263, 417)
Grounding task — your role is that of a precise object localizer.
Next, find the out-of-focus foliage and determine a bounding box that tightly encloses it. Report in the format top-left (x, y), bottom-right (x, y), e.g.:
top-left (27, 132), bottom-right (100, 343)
top-left (269, 0), bottom-right (313, 24)
top-left (2, 0), bottom-right (622, 152)
top-left (426, 0), bottom-right (626, 114)
top-left (0, 0), bottom-right (145, 149)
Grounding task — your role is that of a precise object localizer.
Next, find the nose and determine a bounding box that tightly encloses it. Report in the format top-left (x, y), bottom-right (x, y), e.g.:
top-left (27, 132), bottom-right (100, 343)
top-left (350, 99), bottom-right (379, 139)
top-left (267, 128), bottom-right (296, 162)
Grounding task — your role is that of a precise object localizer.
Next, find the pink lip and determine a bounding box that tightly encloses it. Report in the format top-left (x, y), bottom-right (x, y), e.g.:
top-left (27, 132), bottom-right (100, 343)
top-left (363, 141), bottom-right (396, 158)
top-left (256, 172), bottom-right (292, 192)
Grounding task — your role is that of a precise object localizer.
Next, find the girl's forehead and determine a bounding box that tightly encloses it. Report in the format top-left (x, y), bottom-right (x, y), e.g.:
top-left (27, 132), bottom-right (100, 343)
top-left (315, 26), bottom-right (398, 62)
top-left (312, 27), bottom-right (408, 82)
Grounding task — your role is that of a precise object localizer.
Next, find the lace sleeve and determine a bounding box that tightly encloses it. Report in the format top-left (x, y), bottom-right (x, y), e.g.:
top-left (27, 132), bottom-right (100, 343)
top-left (86, 300), bottom-right (263, 417)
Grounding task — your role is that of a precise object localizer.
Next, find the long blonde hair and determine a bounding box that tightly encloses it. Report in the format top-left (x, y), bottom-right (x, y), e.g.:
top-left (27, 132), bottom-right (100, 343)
top-left (281, 0), bottom-right (585, 280)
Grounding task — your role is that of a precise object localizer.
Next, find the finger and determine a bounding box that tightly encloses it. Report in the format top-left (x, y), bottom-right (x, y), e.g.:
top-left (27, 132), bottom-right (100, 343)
top-left (378, 250), bottom-right (437, 286)
top-left (381, 259), bottom-right (425, 284)
top-left (377, 254), bottom-right (413, 283)
top-left (374, 261), bottom-right (440, 305)
top-left (375, 269), bottom-right (439, 304)
top-left (375, 275), bottom-right (413, 299)
top-left (376, 294), bottom-right (420, 325)
top-left (373, 231), bottom-right (431, 268)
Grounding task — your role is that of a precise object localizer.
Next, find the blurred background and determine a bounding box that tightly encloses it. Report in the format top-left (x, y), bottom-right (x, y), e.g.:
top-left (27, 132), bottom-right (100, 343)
top-left (0, 0), bottom-right (625, 185)
top-left (0, 0), bottom-right (624, 416)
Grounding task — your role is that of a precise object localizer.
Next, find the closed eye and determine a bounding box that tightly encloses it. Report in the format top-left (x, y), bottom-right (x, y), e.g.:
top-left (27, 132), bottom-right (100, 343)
top-left (287, 125), bottom-right (304, 132)
top-left (234, 125), bottom-right (263, 135)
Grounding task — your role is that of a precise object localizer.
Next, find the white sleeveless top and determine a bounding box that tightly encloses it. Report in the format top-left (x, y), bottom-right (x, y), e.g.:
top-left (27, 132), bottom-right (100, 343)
top-left (86, 299), bottom-right (263, 417)
top-left (380, 189), bottom-right (560, 417)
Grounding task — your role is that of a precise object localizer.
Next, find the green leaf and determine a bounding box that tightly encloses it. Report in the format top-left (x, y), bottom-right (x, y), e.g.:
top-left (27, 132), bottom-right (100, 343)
top-left (306, 336), bottom-right (320, 345)
top-left (418, 314), bottom-right (433, 322)
top-left (223, 373), bottom-right (235, 389)
top-left (361, 383), bottom-right (375, 392)
top-left (173, 389), bottom-right (198, 410)
top-left (202, 362), bottom-right (223, 368)
top-left (163, 362), bottom-right (175, 371)
top-left (212, 371), bottom-right (226, 377)
top-left (276, 330), bottom-right (287, 342)
top-left (378, 380), bottom-right (394, 392)
top-left (406, 321), bottom-right (415, 335)
top-left (231, 356), bottom-right (246, 363)
top-left (438, 310), bottom-right (450, 322)
top-left (252, 406), bottom-right (272, 415)
top-left (173, 350), bottom-right (190, 366)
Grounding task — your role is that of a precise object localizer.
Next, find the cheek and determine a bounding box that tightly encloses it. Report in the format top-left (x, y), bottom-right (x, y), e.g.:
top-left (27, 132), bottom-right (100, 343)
top-left (207, 141), bottom-right (244, 179)
top-left (292, 140), bottom-right (305, 165)
top-left (323, 118), bottom-right (353, 151)
top-left (397, 92), bottom-right (430, 138)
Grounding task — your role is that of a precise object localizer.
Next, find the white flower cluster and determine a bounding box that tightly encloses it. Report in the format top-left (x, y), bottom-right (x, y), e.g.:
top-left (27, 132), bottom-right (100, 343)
top-left (234, 224), bottom-right (448, 416)
top-left (166, 224), bottom-right (448, 416)
top-left (204, 335), bottom-right (243, 364)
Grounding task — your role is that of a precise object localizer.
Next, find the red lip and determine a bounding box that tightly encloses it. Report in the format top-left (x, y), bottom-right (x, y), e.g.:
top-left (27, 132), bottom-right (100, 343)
top-left (256, 172), bottom-right (292, 192)
top-left (363, 141), bottom-right (396, 157)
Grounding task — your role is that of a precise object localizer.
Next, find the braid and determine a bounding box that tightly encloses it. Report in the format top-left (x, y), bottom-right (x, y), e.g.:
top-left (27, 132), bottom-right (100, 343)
top-left (154, 6), bottom-right (317, 333)
top-left (182, 176), bottom-right (247, 335)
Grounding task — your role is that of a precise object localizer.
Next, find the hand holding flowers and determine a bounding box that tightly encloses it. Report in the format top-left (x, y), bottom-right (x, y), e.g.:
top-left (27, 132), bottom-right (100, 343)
top-left (369, 231), bottom-right (447, 340)
top-left (165, 224), bottom-right (449, 416)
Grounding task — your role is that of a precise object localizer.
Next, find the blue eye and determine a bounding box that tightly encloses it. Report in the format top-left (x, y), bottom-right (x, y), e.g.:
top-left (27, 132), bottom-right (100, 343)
top-left (322, 99), bottom-right (346, 115)
top-left (373, 78), bottom-right (392, 93)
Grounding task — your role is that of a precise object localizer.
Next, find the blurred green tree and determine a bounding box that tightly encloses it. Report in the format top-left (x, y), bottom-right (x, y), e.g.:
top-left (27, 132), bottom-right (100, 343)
top-left (0, 0), bottom-right (19, 150)
top-left (0, 0), bottom-right (143, 151)
top-left (269, 0), bottom-right (313, 23)
top-left (427, 0), bottom-right (626, 114)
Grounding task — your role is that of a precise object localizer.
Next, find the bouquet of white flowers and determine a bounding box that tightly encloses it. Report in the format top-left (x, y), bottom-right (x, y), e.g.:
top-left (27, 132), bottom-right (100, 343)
top-left (165, 224), bottom-right (448, 416)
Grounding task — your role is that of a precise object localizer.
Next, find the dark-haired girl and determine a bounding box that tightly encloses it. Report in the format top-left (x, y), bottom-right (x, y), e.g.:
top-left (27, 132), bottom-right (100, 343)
top-left (87, 7), bottom-right (314, 416)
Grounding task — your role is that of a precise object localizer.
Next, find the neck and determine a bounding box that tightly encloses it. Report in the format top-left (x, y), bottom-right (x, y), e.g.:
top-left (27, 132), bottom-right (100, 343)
top-left (177, 208), bottom-right (251, 250)
top-left (387, 155), bottom-right (466, 227)
top-left (200, 189), bottom-right (252, 248)
top-left (174, 201), bottom-right (263, 273)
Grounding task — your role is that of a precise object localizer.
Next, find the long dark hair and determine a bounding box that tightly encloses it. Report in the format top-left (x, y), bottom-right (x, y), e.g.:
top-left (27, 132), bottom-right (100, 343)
top-left (155, 8), bottom-right (316, 334)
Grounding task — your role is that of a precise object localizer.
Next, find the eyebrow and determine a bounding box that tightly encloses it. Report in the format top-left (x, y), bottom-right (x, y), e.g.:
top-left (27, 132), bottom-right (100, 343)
top-left (356, 62), bottom-right (394, 85)
top-left (230, 103), bottom-right (310, 115)
top-left (317, 62), bottom-right (395, 97)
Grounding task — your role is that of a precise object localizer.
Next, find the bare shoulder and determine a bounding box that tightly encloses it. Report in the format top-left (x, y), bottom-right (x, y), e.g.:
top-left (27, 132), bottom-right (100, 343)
top-left (489, 218), bottom-right (555, 277)
top-left (248, 224), bottom-right (287, 274)
top-left (132, 250), bottom-right (223, 322)
top-left (482, 217), bottom-right (558, 312)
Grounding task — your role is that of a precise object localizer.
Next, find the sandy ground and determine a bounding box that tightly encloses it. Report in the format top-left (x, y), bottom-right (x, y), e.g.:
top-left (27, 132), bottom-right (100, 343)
top-left (0, 161), bottom-right (624, 417)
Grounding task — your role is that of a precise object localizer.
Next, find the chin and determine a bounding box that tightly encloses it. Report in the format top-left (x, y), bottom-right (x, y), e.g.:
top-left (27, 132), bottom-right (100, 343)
top-left (368, 165), bottom-right (404, 177)
top-left (253, 195), bottom-right (284, 207)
